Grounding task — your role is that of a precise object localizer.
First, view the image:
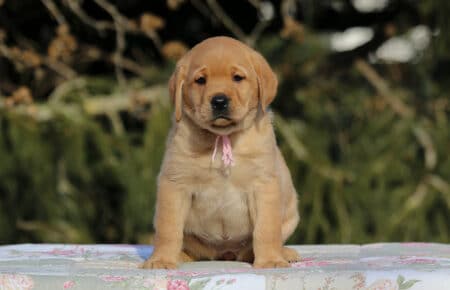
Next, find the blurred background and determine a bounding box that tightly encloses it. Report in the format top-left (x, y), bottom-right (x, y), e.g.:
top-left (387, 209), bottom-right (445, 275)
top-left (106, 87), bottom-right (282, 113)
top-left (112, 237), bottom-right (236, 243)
top-left (0, 0), bottom-right (449, 245)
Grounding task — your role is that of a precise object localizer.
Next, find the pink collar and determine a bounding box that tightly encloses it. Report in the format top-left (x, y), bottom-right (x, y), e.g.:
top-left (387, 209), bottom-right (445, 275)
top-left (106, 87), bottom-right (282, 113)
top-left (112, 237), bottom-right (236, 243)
top-left (211, 135), bottom-right (234, 167)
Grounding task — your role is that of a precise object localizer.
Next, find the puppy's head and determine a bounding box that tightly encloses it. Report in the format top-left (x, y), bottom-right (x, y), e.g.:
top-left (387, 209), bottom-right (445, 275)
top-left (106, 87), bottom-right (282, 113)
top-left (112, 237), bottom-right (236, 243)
top-left (169, 36), bottom-right (277, 135)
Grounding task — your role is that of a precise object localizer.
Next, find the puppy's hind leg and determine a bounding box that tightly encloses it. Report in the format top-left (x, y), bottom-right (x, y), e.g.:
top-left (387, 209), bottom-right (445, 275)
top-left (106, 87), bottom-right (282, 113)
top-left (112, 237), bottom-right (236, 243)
top-left (236, 244), bottom-right (254, 263)
top-left (183, 234), bottom-right (218, 261)
top-left (180, 250), bottom-right (195, 263)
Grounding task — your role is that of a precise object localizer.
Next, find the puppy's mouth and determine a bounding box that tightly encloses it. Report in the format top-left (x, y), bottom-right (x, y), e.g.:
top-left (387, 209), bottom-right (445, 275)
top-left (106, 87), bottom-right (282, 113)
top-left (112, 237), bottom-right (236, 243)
top-left (211, 116), bottom-right (234, 128)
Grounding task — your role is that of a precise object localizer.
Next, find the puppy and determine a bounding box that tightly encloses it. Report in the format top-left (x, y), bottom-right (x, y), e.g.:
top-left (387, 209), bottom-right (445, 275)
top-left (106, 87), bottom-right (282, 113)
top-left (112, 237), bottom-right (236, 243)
top-left (143, 36), bottom-right (300, 269)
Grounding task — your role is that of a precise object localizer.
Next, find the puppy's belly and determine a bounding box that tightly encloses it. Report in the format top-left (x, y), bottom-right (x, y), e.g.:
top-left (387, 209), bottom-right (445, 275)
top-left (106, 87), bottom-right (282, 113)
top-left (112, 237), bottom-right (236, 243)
top-left (184, 184), bottom-right (252, 247)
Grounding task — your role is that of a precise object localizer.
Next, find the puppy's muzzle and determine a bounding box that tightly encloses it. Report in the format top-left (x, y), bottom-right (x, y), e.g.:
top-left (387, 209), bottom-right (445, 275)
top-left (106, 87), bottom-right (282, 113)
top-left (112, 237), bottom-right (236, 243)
top-left (211, 94), bottom-right (230, 118)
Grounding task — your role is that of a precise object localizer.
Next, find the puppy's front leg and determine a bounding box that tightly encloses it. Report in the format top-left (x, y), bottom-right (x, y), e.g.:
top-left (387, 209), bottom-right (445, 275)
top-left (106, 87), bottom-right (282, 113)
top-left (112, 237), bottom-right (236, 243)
top-left (252, 180), bottom-right (289, 268)
top-left (142, 178), bottom-right (191, 269)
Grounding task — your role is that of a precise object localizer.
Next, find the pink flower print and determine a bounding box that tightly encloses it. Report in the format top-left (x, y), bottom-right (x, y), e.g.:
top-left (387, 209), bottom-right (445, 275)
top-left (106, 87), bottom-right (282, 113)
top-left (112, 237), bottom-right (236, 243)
top-left (291, 258), bottom-right (331, 268)
top-left (154, 279), bottom-right (168, 290)
top-left (0, 274), bottom-right (34, 290)
top-left (63, 280), bottom-right (75, 289)
top-left (47, 246), bottom-right (86, 257)
top-left (142, 278), bottom-right (154, 288)
top-left (365, 279), bottom-right (398, 290)
top-left (100, 275), bottom-right (127, 282)
top-left (49, 249), bottom-right (77, 256)
top-left (171, 270), bottom-right (209, 277)
top-left (351, 273), bottom-right (366, 290)
top-left (402, 243), bottom-right (428, 248)
top-left (226, 278), bottom-right (237, 284)
top-left (142, 278), bottom-right (167, 289)
top-left (167, 279), bottom-right (189, 290)
top-left (364, 244), bottom-right (384, 249)
top-left (223, 268), bottom-right (252, 274)
top-left (396, 257), bottom-right (436, 265)
top-left (216, 278), bottom-right (225, 285)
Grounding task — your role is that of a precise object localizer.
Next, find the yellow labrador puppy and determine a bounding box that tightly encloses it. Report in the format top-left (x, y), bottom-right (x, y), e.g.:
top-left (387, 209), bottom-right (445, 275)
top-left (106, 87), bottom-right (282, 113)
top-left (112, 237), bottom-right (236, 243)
top-left (143, 36), bottom-right (299, 269)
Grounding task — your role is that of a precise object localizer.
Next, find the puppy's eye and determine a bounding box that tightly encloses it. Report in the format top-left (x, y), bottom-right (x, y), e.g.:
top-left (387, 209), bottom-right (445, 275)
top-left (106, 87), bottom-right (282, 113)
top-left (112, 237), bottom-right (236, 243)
top-left (195, 76), bottom-right (206, 85)
top-left (233, 75), bottom-right (245, 82)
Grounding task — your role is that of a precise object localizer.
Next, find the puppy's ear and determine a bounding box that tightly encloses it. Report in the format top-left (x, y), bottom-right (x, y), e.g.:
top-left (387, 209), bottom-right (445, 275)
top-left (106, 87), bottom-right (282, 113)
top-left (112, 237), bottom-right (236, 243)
top-left (249, 50), bottom-right (278, 113)
top-left (169, 54), bottom-right (190, 122)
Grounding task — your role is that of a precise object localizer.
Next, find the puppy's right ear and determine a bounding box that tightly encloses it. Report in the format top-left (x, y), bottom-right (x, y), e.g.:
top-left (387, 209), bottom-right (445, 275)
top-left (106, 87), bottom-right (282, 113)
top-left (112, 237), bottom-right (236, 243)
top-left (169, 54), bottom-right (190, 122)
top-left (248, 50), bottom-right (278, 114)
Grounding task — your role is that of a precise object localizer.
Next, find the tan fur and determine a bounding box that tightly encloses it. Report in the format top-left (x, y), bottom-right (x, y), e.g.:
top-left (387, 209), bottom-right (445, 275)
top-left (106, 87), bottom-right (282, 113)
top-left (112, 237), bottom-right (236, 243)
top-left (142, 37), bottom-right (300, 269)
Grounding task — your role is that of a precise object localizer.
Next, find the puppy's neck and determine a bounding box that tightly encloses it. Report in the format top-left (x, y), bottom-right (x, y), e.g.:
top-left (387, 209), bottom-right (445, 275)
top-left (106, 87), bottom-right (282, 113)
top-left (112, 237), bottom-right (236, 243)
top-left (172, 110), bottom-right (271, 157)
top-left (170, 116), bottom-right (215, 155)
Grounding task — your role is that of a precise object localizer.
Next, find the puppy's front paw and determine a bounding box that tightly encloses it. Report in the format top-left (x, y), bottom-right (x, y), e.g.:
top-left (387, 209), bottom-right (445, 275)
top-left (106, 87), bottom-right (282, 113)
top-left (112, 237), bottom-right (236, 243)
top-left (282, 246), bottom-right (301, 263)
top-left (141, 258), bottom-right (177, 269)
top-left (253, 258), bottom-right (290, 269)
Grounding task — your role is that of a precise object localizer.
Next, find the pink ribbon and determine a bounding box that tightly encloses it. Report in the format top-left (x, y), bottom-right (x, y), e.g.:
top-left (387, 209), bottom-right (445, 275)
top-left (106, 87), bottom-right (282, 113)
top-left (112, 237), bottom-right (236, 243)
top-left (211, 135), bottom-right (234, 167)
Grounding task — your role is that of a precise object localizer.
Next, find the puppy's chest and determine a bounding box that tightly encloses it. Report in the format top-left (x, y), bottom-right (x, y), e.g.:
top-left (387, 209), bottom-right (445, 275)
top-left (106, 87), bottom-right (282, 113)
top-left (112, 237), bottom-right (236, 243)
top-left (185, 181), bottom-right (252, 242)
top-left (180, 154), bottom-right (259, 242)
top-left (186, 161), bottom-right (253, 219)
top-left (191, 182), bottom-right (248, 214)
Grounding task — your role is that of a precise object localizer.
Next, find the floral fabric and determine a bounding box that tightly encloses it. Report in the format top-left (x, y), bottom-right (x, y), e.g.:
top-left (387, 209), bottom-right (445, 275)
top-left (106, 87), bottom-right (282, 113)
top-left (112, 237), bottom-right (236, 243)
top-left (1, 243), bottom-right (450, 289)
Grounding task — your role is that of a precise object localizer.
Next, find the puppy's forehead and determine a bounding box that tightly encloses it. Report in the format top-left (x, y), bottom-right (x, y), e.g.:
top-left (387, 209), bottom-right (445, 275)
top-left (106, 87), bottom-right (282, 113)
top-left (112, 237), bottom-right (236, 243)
top-left (188, 37), bottom-right (252, 73)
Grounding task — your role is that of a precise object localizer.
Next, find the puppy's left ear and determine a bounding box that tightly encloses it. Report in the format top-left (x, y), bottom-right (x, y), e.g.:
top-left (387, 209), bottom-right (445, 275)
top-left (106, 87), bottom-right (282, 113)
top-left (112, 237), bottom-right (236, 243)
top-left (169, 54), bottom-right (190, 122)
top-left (249, 50), bottom-right (278, 113)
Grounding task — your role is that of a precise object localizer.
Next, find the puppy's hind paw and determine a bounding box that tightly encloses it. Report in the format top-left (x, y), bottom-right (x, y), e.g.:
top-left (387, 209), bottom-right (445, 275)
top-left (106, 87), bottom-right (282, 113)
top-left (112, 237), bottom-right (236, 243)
top-left (141, 258), bottom-right (177, 269)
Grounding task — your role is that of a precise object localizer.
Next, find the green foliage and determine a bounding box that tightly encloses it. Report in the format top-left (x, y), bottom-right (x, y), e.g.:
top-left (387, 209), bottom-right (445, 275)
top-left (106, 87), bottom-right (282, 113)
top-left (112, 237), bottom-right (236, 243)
top-left (0, 95), bottom-right (171, 243)
top-left (397, 275), bottom-right (421, 290)
top-left (264, 37), bottom-right (450, 244)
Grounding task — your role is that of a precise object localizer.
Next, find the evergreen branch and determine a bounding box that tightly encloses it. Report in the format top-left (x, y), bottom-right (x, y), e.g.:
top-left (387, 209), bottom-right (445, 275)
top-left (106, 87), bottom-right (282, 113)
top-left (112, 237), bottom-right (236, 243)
top-left (82, 85), bottom-right (167, 115)
top-left (354, 58), bottom-right (414, 118)
top-left (48, 77), bottom-right (87, 104)
top-left (0, 85), bottom-right (167, 121)
top-left (109, 54), bottom-right (145, 76)
top-left (274, 114), bottom-right (353, 183)
top-left (206, 0), bottom-right (248, 43)
top-left (92, 0), bottom-right (127, 24)
top-left (388, 173), bottom-right (450, 235)
top-left (75, 44), bottom-right (145, 77)
top-left (281, 0), bottom-right (296, 18)
top-left (387, 179), bottom-right (428, 236)
top-left (44, 56), bottom-right (77, 79)
top-left (141, 29), bottom-right (163, 52)
top-left (204, 0), bottom-right (270, 46)
top-left (63, 0), bottom-right (115, 33)
top-left (248, 19), bottom-right (270, 47)
top-left (190, 0), bottom-right (217, 24)
top-left (67, 0), bottom-right (164, 86)
top-left (64, 0), bottom-right (163, 49)
top-left (41, 0), bottom-right (67, 25)
top-left (0, 42), bottom-right (76, 79)
top-left (428, 174), bottom-right (450, 209)
top-left (413, 126), bottom-right (437, 170)
top-left (106, 111), bottom-right (125, 136)
top-left (247, 0), bottom-right (261, 9)
top-left (275, 114), bottom-right (309, 160)
top-left (92, 0), bottom-right (127, 87)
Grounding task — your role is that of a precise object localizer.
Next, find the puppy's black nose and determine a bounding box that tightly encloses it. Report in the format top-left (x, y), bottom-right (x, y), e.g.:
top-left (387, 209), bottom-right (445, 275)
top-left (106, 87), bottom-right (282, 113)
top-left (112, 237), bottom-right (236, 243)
top-left (211, 94), bottom-right (229, 112)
